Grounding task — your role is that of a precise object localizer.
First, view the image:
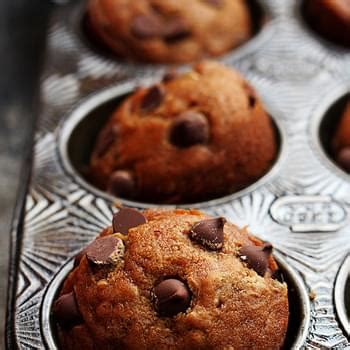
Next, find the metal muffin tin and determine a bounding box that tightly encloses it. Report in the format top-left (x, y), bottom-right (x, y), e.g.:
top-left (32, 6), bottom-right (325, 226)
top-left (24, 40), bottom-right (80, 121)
top-left (6, 0), bottom-right (350, 348)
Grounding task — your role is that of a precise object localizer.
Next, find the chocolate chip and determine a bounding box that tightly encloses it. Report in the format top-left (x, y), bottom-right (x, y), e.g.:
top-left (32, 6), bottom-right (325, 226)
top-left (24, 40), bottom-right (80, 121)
top-left (153, 279), bottom-right (191, 316)
top-left (163, 18), bottom-right (191, 42)
top-left (170, 111), bottom-right (210, 148)
top-left (248, 95), bottom-right (256, 108)
top-left (112, 208), bottom-right (147, 235)
top-left (107, 170), bottom-right (135, 198)
top-left (53, 292), bottom-right (82, 329)
top-left (336, 147), bottom-right (350, 173)
top-left (130, 15), bottom-right (163, 39)
top-left (243, 83), bottom-right (257, 108)
top-left (239, 243), bottom-right (273, 276)
top-left (190, 217), bottom-right (226, 250)
top-left (85, 236), bottom-right (124, 266)
top-left (95, 126), bottom-right (118, 157)
top-left (162, 70), bottom-right (178, 83)
top-left (202, 0), bottom-right (223, 7)
top-left (140, 85), bottom-right (165, 112)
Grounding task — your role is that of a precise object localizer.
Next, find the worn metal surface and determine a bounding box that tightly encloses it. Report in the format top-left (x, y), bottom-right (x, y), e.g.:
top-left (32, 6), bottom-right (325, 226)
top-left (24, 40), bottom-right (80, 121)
top-left (0, 0), bottom-right (51, 348)
top-left (7, 0), bottom-right (350, 348)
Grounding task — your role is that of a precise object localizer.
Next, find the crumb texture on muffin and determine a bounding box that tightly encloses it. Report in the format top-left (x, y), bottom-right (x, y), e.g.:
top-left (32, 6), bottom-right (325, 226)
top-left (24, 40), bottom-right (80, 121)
top-left (54, 208), bottom-right (289, 349)
top-left (89, 61), bottom-right (277, 204)
top-left (87, 0), bottom-right (252, 63)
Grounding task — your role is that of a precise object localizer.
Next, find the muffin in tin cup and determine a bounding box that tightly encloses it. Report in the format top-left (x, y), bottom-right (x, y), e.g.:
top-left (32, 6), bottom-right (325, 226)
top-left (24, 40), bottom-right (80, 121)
top-left (86, 0), bottom-right (254, 63)
top-left (88, 61), bottom-right (278, 204)
top-left (52, 208), bottom-right (289, 349)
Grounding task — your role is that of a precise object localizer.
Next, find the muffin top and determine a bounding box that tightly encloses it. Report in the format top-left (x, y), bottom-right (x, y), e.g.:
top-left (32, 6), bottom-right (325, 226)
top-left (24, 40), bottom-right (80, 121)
top-left (54, 208), bottom-right (289, 349)
top-left (87, 0), bottom-right (252, 63)
top-left (89, 61), bottom-right (277, 204)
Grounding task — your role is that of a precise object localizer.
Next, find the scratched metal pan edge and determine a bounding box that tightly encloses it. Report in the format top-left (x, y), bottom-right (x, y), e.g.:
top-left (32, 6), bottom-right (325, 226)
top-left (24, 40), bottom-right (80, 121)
top-left (7, 0), bottom-right (350, 348)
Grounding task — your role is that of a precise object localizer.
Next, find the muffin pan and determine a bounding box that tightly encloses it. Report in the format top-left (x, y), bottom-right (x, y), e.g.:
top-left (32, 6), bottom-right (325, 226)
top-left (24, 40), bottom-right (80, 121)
top-left (6, 0), bottom-right (350, 348)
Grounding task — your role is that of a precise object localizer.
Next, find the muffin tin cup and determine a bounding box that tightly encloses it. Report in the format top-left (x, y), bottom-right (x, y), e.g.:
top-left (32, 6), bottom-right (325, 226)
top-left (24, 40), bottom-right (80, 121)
top-left (57, 80), bottom-right (286, 209)
top-left (40, 253), bottom-right (311, 350)
top-left (65, 0), bottom-right (273, 74)
top-left (7, 0), bottom-right (350, 348)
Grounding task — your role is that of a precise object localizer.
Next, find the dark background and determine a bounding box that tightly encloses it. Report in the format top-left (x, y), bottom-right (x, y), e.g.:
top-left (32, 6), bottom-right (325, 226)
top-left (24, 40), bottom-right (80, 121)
top-left (0, 0), bottom-right (51, 346)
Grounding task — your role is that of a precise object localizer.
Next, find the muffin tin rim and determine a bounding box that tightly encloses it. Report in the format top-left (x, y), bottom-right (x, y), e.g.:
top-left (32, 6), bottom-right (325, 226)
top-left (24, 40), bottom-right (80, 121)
top-left (57, 78), bottom-right (287, 209)
top-left (40, 251), bottom-right (311, 350)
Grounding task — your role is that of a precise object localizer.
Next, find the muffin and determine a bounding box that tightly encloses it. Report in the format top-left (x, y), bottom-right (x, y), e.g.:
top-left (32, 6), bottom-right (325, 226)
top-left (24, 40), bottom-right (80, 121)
top-left (86, 0), bottom-right (253, 63)
top-left (89, 61), bottom-right (278, 204)
top-left (332, 100), bottom-right (350, 173)
top-left (303, 0), bottom-right (350, 47)
top-left (53, 208), bottom-right (289, 349)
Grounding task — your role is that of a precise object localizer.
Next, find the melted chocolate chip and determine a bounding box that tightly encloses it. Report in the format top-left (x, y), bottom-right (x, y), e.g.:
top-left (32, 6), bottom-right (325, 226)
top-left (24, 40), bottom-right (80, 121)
top-left (153, 279), bottom-right (191, 316)
top-left (130, 15), bottom-right (163, 39)
top-left (53, 292), bottom-right (82, 329)
top-left (248, 95), bottom-right (256, 108)
top-left (170, 111), bottom-right (210, 148)
top-left (336, 147), bottom-right (350, 173)
top-left (140, 85), bottom-right (165, 112)
top-left (85, 236), bottom-right (124, 266)
top-left (163, 18), bottom-right (191, 42)
top-left (112, 208), bottom-right (147, 235)
top-left (74, 236), bottom-right (124, 267)
top-left (107, 170), bottom-right (135, 198)
top-left (190, 217), bottom-right (226, 250)
top-left (243, 83), bottom-right (257, 108)
top-left (239, 243), bottom-right (273, 276)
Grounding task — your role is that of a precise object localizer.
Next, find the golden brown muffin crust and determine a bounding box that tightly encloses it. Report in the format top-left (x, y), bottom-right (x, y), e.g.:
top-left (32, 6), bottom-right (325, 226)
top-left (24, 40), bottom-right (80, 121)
top-left (87, 0), bottom-right (252, 63)
top-left (89, 62), bottom-right (277, 204)
top-left (56, 209), bottom-right (288, 349)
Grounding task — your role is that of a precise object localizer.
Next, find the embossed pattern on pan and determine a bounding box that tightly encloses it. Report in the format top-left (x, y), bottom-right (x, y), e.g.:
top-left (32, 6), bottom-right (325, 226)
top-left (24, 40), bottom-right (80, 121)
top-left (6, 0), bottom-right (350, 349)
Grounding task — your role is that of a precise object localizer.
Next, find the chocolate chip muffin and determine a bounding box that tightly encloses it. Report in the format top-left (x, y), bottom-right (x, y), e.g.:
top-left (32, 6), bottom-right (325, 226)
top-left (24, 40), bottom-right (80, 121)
top-left (87, 0), bottom-right (253, 63)
top-left (303, 0), bottom-right (350, 47)
top-left (332, 100), bottom-right (350, 173)
top-left (89, 62), bottom-right (278, 204)
top-left (53, 208), bottom-right (289, 349)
